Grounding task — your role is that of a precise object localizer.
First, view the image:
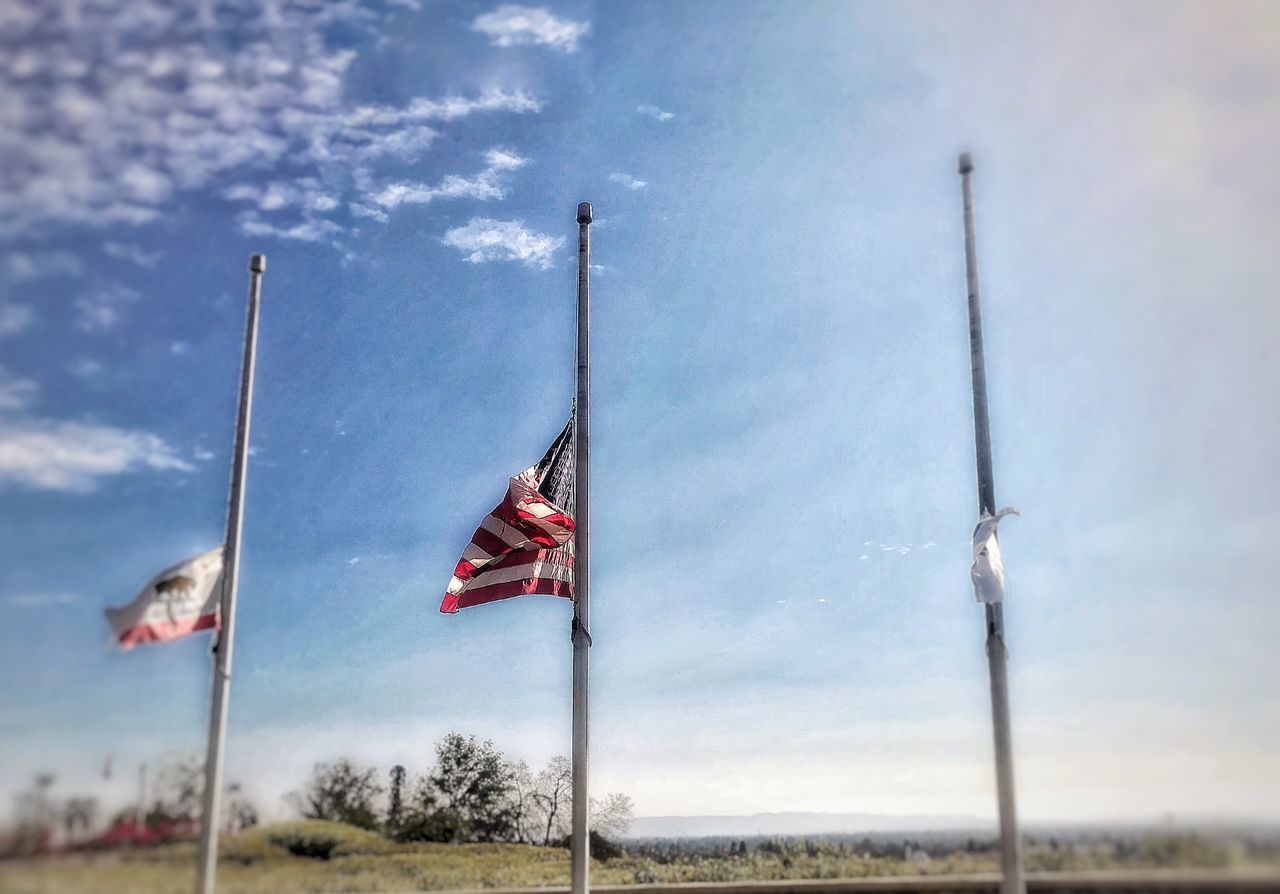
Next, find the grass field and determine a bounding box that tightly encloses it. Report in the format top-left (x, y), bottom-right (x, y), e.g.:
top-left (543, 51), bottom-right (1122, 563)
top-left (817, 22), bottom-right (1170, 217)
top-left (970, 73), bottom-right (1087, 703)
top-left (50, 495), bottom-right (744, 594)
top-left (0, 821), bottom-right (1270, 894)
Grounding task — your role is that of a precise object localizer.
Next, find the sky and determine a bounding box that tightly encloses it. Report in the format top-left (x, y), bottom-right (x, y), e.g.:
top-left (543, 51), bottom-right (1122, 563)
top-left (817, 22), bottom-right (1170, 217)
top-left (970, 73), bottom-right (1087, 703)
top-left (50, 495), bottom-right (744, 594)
top-left (2, 0), bottom-right (1279, 828)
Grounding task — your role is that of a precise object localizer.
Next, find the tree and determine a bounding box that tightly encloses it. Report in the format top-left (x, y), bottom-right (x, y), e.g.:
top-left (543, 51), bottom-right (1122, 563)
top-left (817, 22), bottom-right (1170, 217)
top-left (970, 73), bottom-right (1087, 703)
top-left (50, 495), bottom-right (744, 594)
top-left (427, 734), bottom-right (517, 842)
top-left (224, 784), bottom-right (259, 832)
top-left (387, 765), bottom-right (407, 832)
top-left (395, 780), bottom-right (466, 844)
top-left (507, 760), bottom-right (537, 844)
top-left (147, 757), bottom-right (254, 831)
top-left (61, 797), bottom-right (98, 842)
top-left (5, 774), bottom-right (57, 856)
top-left (591, 791), bottom-right (634, 840)
top-left (153, 756), bottom-right (203, 822)
top-left (290, 758), bottom-right (383, 830)
top-left (531, 755), bottom-right (572, 846)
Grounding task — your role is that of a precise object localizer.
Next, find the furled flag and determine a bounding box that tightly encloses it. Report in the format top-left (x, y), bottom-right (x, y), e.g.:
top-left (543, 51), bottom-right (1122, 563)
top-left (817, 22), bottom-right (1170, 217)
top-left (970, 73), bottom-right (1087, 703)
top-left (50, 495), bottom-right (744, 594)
top-left (104, 548), bottom-right (224, 649)
top-left (971, 507), bottom-right (1019, 604)
top-left (441, 418), bottom-right (575, 613)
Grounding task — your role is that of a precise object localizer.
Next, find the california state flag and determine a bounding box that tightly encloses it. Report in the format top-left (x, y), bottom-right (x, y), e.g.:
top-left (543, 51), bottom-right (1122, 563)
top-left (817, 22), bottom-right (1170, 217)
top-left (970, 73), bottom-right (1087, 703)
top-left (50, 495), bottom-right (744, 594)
top-left (105, 548), bottom-right (224, 649)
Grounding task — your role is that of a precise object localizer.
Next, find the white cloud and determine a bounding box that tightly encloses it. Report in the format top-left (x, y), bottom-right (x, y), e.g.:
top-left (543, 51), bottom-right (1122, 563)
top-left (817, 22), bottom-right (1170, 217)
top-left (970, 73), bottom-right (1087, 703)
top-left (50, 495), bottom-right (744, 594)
top-left (66, 357), bottom-right (105, 380)
top-left (225, 179), bottom-right (340, 215)
top-left (0, 304), bottom-right (33, 337)
top-left (0, 2), bottom-right (542, 241)
top-left (0, 419), bottom-right (192, 492)
top-left (0, 360), bottom-right (191, 491)
top-left (103, 242), bottom-right (162, 269)
top-left (350, 204), bottom-right (390, 223)
top-left (5, 592), bottom-right (79, 608)
top-left (637, 103), bottom-right (674, 122)
top-left (0, 368), bottom-right (38, 411)
top-left (4, 251), bottom-right (83, 281)
top-left (237, 214), bottom-right (344, 243)
top-left (73, 283), bottom-right (140, 331)
top-left (441, 218), bottom-right (565, 269)
top-left (472, 4), bottom-right (589, 52)
top-left (368, 149), bottom-right (526, 210)
top-left (609, 172), bottom-right (648, 191)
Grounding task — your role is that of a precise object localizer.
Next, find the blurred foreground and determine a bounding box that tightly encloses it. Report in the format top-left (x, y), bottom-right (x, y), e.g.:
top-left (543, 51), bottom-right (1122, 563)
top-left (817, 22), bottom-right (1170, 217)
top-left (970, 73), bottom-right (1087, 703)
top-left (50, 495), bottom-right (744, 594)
top-left (3, 820), bottom-right (1280, 894)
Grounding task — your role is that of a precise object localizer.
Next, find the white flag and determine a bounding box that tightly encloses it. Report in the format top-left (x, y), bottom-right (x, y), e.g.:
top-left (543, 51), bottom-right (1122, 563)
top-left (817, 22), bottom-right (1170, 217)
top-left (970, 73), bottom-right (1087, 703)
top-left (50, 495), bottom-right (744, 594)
top-left (104, 548), bottom-right (224, 650)
top-left (971, 508), bottom-right (1019, 604)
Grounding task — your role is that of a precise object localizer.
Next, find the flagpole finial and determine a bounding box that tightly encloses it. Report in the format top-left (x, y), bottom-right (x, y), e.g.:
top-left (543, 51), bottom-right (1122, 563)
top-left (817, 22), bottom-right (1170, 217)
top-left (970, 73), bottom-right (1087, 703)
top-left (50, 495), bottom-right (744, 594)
top-left (958, 152), bottom-right (974, 174)
top-left (249, 254), bottom-right (266, 273)
top-left (576, 202), bottom-right (592, 224)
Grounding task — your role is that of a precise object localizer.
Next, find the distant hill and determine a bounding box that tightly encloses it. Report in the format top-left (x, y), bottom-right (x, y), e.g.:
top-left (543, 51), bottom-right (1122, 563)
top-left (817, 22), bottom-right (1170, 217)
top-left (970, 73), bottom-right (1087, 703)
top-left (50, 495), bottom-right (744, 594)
top-left (627, 812), bottom-right (996, 839)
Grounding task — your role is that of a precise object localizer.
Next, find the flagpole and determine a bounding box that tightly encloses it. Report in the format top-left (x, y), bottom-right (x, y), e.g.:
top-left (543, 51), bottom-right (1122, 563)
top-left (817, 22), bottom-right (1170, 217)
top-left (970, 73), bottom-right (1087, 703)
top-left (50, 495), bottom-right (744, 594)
top-left (570, 201), bottom-right (592, 894)
top-left (135, 762), bottom-right (147, 838)
top-left (196, 253), bottom-right (265, 894)
top-left (958, 153), bottom-right (1025, 894)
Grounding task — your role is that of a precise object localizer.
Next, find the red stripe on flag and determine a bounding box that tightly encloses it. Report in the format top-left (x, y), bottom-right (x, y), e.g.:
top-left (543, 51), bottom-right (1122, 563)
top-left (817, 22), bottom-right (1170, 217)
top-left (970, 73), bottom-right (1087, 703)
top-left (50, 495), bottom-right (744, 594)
top-left (115, 613), bottom-right (218, 650)
top-left (444, 575), bottom-right (573, 612)
top-left (441, 549), bottom-right (574, 613)
top-left (470, 525), bottom-right (510, 559)
top-left (440, 422), bottom-right (575, 613)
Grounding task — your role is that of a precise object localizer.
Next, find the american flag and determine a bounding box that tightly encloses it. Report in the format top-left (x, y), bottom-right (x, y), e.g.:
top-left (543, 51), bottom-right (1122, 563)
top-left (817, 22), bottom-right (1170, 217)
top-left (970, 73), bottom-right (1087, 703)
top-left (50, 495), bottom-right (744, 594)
top-left (440, 417), bottom-right (575, 613)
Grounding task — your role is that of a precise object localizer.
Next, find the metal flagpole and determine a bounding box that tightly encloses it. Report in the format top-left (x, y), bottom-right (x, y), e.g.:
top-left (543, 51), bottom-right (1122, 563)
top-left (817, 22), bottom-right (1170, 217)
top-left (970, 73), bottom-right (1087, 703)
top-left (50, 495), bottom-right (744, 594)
top-left (958, 153), bottom-right (1025, 894)
top-left (196, 253), bottom-right (265, 894)
top-left (135, 762), bottom-right (147, 838)
top-left (570, 201), bottom-right (592, 894)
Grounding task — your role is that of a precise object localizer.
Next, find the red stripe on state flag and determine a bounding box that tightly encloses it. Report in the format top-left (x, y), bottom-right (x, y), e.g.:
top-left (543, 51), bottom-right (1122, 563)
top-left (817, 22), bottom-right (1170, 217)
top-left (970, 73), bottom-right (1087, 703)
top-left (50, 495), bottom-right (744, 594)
top-left (116, 612), bottom-right (219, 651)
top-left (105, 547), bottom-right (225, 650)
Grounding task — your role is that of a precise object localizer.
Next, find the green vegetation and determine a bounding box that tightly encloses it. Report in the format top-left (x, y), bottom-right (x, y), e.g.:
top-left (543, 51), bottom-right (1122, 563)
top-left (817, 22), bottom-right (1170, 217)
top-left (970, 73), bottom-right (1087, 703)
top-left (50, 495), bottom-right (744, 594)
top-left (0, 835), bottom-right (574, 894)
top-left (287, 734), bottom-right (633, 847)
top-left (5, 734), bottom-right (1275, 893)
top-left (1, 824), bottom-right (1274, 894)
top-left (2, 731), bottom-right (634, 863)
top-left (221, 820), bottom-right (398, 861)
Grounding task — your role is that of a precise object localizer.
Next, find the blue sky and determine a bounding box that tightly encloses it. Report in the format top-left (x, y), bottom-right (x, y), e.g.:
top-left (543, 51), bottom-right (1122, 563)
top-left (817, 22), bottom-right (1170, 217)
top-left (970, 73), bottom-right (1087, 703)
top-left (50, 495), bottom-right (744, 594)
top-left (2, 0), bottom-right (1278, 826)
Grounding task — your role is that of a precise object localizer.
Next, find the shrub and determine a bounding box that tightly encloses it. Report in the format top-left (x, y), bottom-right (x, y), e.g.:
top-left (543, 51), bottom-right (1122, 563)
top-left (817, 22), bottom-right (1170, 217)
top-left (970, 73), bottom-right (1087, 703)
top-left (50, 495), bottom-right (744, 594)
top-left (394, 807), bottom-right (469, 843)
top-left (223, 820), bottom-right (395, 862)
top-left (551, 829), bottom-right (624, 861)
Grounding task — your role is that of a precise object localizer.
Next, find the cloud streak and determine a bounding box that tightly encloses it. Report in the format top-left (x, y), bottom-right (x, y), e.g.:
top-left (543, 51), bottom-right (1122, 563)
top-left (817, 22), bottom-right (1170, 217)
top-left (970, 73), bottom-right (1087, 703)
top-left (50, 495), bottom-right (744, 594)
top-left (637, 103), bottom-right (675, 122)
top-left (0, 368), bottom-right (38, 412)
top-left (73, 283), bottom-right (140, 331)
top-left (103, 242), bottom-right (162, 269)
top-left (4, 251), bottom-right (83, 282)
top-left (5, 592), bottom-right (79, 608)
top-left (441, 218), bottom-right (565, 269)
top-left (0, 305), bottom-right (33, 337)
top-left (609, 172), bottom-right (648, 191)
top-left (472, 5), bottom-right (589, 53)
top-left (366, 149), bottom-right (526, 211)
top-left (0, 361), bottom-right (190, 492)
top-left (0, 419), bottom-right (192, 492)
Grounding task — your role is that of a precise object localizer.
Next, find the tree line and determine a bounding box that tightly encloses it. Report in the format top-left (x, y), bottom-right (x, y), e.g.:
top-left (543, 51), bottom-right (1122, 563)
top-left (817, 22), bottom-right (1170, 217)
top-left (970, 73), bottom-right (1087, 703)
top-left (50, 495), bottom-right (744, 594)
top-left (4, 732), bottom-right (630, 857)
top-left (3, 762), bottom-right (256, 857)
top-left (290, 733), bottom-right (633, 850)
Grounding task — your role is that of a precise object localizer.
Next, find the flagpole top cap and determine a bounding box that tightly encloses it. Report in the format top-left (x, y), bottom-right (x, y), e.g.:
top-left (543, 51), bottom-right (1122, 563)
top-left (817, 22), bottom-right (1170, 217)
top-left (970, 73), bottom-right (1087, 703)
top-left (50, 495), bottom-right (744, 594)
top-left (958, 152), bottom-right (974, 174)
top-left (576, 202), bottom-right (592, 224)
top-left (249, 254), bottom-right (267, 273)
